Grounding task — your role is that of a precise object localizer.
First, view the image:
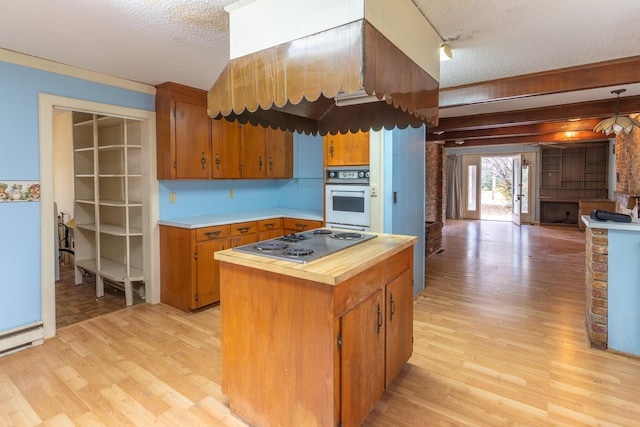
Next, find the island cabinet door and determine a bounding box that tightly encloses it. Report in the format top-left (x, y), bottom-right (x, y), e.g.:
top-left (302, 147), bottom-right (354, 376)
top-left (385, 268), bottom-right (414, 388)
top-left (340, 289), bottom-right (385, 427)
top-left (195, 239), bottom-right (228, 308)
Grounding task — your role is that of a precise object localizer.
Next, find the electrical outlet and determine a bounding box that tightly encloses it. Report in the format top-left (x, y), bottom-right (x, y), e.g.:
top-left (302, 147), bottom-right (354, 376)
top-left (370, 184), bottom-right (378, 197)
top-left (169, 192), bottom-right (176, 203)
top-left (229, 189), bottom-right (234, 199)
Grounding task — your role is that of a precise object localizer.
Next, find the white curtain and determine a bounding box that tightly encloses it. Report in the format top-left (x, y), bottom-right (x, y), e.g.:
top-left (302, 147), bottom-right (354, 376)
top-left (446, 155), bottom-right (463, 219)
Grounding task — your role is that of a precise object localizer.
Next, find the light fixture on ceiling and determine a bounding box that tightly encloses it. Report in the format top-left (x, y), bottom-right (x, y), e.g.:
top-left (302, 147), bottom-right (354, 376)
top-left (455, 139), bottom-right (464, 145)
top-left (593, 89), bottom-right (640, 135)
top-left (440, 44), bottom-right (452, 61)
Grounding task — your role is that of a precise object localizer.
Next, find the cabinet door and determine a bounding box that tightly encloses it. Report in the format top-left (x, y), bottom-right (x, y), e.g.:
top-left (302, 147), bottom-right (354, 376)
top-left (195, 238), bottom-right (228, 308)
top-left (325, 131), bottom-right (370, 166)
top-left (265, 127), bottom-right (293, 178)
top-left (385, 269), bottom-right (413, 387)
top-left (340, 289), bottom-right (385, 427)
top-left (241, 124), bottom-right (267, 178)
top-left (175, 101), bottom-right (212, 179)
top-left (211, 119), bottom-right (242, 179)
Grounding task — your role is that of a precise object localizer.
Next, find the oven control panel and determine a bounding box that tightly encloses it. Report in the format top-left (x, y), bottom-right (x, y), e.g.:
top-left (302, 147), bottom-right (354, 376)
top-left (325, 166), bottom-right (370, 184)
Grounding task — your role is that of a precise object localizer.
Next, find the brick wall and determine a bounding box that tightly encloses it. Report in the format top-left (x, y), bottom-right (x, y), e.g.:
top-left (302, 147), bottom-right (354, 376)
top-left (585, 226), bottom-right (608, 349)
top-left (425, 141), bottom-right (443, 256)
top-left (425, 141), bottom-right (443, 223)
top-left (615, 115), bottom-right (640, 197)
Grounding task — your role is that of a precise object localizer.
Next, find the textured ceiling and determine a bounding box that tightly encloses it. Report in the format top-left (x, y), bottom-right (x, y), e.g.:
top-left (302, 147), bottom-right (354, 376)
top-left (420, 0), bottom-right (640, 88)
top-left (1, 0), bottom-right (640, 110)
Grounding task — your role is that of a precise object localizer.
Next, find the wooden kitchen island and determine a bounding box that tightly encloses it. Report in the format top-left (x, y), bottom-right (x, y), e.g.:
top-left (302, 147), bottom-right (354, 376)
top-left (214, 232), bottom-right (416, 427)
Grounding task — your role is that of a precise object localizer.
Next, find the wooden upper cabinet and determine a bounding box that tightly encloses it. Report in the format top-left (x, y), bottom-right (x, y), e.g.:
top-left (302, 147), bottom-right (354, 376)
top-left (266, 127), bottom-right (293, 178)
top-left (157, 82), bottom-right (293, 180)
top-left (156, 82), bottom-right (212, 179)
top-left (175, 102), bottom-right (212, 179)
top-left (240, 123), bottom-right (267, 178)
top-left (211, 119), bottom-right (241, 179)
top-left (325, 131), bottom-right (370, 166)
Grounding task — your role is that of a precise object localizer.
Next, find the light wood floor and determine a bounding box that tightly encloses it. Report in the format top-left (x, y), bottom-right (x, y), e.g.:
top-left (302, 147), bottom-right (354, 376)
top-left (2, 221), bottom-right (640, 426)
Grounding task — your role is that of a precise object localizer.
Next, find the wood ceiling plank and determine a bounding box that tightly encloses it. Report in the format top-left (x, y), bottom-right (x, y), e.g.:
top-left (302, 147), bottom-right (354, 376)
top-left (439, 56), bottom-right (640, 108)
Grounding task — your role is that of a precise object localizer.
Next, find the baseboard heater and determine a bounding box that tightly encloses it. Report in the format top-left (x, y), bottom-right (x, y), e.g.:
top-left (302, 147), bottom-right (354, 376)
top-left (0, 321), bottom-right (44, 357)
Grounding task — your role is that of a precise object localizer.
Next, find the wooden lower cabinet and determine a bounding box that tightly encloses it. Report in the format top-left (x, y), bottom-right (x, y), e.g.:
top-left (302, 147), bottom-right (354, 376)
top-left (283, 217), bottom-right (323, 234)
top-left (160, 224), bottom-right (229, 311)
top-left (219, 246), bottom-right (413, 427)
top-left (160, 217), bottom-right (316, 311)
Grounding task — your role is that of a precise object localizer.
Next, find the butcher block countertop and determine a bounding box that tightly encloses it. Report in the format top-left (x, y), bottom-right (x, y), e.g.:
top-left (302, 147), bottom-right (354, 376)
top-left (214, 232), bottom-right (416, 286)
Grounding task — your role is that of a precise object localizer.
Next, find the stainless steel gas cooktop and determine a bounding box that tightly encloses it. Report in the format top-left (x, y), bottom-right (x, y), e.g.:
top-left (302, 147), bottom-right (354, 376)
top-left (232, 228), bottom-right (377, 263)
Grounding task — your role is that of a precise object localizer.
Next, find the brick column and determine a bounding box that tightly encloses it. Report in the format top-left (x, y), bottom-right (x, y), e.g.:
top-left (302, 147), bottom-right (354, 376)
top-left (585, 227), bottom-right (608, 350)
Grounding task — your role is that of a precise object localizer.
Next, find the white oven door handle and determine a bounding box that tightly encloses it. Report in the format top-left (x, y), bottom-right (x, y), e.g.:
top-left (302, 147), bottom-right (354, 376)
top-left (330, 189), bottom-right (366, 196)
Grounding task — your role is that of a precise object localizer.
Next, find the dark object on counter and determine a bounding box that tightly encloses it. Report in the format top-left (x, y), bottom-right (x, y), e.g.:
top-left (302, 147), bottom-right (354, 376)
top-left (589, 210), bottom-right (632, 223)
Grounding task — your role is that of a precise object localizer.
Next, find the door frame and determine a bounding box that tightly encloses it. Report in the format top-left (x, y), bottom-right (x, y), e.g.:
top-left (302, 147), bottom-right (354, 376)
top-left (512, 154), bottom-right (522, 225)
top-left (459, 151), bottom-right (537, 223)
top-left (39, 93), bottom-right (159, 339)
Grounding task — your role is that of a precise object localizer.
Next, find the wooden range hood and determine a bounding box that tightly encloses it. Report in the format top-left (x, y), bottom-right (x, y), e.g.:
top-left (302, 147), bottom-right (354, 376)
top-left (207, 1), bottom-right (441, 136)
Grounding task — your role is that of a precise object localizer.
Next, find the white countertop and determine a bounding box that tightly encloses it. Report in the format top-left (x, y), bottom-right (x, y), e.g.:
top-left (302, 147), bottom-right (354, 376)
top-left (581, 215), bottom-right (640, 231)
top-left (158, 208), bottom-right (323, 229)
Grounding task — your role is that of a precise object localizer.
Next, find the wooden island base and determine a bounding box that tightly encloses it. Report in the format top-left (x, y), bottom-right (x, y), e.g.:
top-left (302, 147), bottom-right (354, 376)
top-left (216, 235), bottom-right (416, 427)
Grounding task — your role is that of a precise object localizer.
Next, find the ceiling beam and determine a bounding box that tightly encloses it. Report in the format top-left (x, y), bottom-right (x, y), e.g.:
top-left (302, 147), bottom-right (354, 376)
top-left (430, 118), bottom-right (602, 141)
top-left (431, 96), bottom-right (640, 132)
top-left (442, 131), bottom-right (608, 148)
top-left (439, 56), bottom-right (640, 108)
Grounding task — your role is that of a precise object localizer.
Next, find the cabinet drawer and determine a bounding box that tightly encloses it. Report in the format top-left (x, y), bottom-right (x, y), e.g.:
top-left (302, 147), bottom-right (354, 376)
top-left (196, 225), bottom-right (230, 242)
top-left (230, 221), bottom-right (258, 236)
top-left (258, 218), bottom-right (282, 232)
top-left (283, 218), bottom-right (323, 232)
top-left (230, 234), bottom-right (258, 248)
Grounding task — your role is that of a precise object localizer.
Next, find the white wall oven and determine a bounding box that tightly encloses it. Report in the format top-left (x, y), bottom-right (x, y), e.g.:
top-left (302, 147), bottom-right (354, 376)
top-left (325, 166), bottom-right (371, 231)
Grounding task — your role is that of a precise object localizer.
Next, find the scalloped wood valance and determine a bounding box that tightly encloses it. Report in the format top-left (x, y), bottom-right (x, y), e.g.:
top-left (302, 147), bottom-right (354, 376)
top-left (207, 20), bottom-right (439, 135)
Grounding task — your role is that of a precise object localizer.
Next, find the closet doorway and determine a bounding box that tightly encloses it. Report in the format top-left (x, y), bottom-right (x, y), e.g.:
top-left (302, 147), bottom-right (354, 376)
top-left (39, 94), bottom-right (159, 339)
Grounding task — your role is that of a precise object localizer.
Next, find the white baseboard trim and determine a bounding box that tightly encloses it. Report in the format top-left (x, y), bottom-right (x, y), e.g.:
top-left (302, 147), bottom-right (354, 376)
top-left (0, 321), bottom-right (44, 357)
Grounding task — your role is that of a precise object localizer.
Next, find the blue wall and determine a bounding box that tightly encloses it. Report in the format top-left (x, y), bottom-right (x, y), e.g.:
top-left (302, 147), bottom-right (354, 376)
top-left (383, 126), bottom-right (426, 295)
top-left (158, 132), bottom-right (324, 219)
top-left (608, 229), bottom-right (640, 356)
top-left (0, 59), bottom-right (154, 332)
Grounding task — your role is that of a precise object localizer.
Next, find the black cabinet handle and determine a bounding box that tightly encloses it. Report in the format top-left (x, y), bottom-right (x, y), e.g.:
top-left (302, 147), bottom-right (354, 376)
top-left (269, 156), bottom-right (273, 171)
top-left (259, 156), bottom-right (263, 171)
top-left (204, 230), bottom-right (221, 238)
top-left (377, 304), bottom-right (383, 334)
top-left (215, 153), bottom-right (220, 170)
top-left (389, 293), bottom-right (396, 321)
top-left (329, 140), bottom-right (334, 158)
top-left (201, 152), bottom-right (206, 170)
top-left (237, 226), bottom-right (250, 233)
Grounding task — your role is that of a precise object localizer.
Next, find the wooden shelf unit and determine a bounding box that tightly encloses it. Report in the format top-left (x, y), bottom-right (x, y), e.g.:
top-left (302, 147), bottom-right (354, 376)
top-left (539, 143), bottom-right (608, 226)
top-left (72, 112), bottom-right (145, 305)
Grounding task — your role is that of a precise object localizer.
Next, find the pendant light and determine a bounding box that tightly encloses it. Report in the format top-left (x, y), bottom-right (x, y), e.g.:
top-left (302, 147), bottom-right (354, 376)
top-left (593, 89), bottom-right (640, 135)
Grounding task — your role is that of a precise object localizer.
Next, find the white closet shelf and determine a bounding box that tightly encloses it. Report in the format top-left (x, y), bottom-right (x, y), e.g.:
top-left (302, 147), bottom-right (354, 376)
top-left (99, 144), bottom-right (142, 151)
top-left (72, 112), bottom-right (145, 306)
top-left (76, 223), bottom-right (96, 231)
top-left (76, 258), bottom-right (144, 282)
top-left (99, 223), bottom-right (142, 236)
